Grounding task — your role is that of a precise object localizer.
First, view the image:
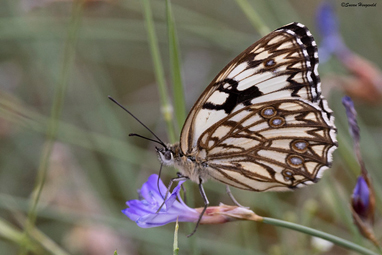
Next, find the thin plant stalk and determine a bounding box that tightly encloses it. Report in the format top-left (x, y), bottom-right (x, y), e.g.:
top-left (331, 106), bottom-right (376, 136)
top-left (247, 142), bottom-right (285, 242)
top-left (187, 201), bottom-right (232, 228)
top-left (165, 1), bottom-right (199, 254)
top-left (262, 217), bottom-right (380, 255)
top-left (19, 1), bottom-right (84, 254)
top-left (141, 0), bottom-right (177, 143)
top-left (166, 0), bottom-right (186, 131)
top-left (173, 218), bottom-right (179, 255)
top-left (235, 0), bottom-right (271, 36)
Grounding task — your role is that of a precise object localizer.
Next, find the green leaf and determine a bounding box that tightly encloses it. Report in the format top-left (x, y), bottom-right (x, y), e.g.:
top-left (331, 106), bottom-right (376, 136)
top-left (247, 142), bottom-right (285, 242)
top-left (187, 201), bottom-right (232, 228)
top-left (141, 0), bottom-right (176, 143)
top-left (20, 1), bottom-right (84, 254)
top-left (166, 0), bottom-right (186, 132)
top-left (235, 0), bottom-right (270, 36)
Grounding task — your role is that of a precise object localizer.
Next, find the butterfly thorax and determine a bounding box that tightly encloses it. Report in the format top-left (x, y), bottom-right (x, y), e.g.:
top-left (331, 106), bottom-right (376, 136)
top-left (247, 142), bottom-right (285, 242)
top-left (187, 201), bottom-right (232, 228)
top-left (156, 143), bottom-right (209, 183)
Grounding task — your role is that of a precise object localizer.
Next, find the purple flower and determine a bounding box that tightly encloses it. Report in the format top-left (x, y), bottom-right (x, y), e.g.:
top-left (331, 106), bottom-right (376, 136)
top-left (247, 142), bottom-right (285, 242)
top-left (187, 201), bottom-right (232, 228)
top-left (316, 2), bottom-right (382, 104)
top-left (342, 96), bottom-right (360, 145)
top-left (122, 175), bottom-right (199, 228)
top-left (316, 1), bottom-right (338, 39)
top-left (343, 96), bottom-right (378, 245)
top-left (316, 1), bottom-right (350, 62)
top-left (352, 176), bottom-right (370, 219)
top-left (342, 96), bottom-right (375, 223)
top-left (350, 175), bottom-right (377, 245)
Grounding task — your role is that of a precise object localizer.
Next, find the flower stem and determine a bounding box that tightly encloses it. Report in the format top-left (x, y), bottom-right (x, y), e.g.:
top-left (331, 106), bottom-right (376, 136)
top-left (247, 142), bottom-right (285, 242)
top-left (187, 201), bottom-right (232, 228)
top-left (261, 217), bottom-right (379, 255)
top-left (173, 218), bottom-right (179, 255)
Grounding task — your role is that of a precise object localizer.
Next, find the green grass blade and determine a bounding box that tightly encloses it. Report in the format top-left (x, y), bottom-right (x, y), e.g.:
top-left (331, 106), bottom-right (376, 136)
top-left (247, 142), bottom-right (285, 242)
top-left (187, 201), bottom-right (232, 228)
top-left (235, 0), bottom-right (271, 36)
top-left (166, 0), bottom-right (186, 131)
top-left (165, 3), bottom-right (199, 254)
top-left (19, 1), bottom-right (84, 254)
top-left (0, 218), bottom-right (34, 250)
top-left (141, 0), bottom-right (176, 143)
top-left (262, 217), bottom-right (380, 255)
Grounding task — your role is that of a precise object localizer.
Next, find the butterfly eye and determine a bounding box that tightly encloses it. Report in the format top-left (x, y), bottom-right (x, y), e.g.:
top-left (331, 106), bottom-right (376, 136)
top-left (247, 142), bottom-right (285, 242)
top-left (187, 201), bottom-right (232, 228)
top-left (163, 150), bottom-right (173, 161)
top-left (156, 147), bottom-right (174, 165)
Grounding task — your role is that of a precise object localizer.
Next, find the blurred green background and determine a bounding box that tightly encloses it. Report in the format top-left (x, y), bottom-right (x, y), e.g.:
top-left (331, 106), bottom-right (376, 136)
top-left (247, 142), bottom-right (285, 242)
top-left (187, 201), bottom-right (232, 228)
top-left (0, 0), bottom-right (381, 254)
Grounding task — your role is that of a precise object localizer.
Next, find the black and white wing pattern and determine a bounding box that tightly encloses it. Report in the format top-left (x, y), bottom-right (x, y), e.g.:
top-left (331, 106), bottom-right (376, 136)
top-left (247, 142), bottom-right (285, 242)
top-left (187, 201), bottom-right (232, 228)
top-left (180, 22), bottom-right (337, 191)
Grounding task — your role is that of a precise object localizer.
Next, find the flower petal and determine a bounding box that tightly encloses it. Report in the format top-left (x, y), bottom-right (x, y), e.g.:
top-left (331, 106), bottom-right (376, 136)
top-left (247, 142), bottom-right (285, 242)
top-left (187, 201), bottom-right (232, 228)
top-left (352, 176), bottom-right (370, 218)
top-left (164, 180), bottom-right (185, 210)
top-left (316, 1), bottom-right (338, 38)
top-left (123, 175), bottom-right (199, 228)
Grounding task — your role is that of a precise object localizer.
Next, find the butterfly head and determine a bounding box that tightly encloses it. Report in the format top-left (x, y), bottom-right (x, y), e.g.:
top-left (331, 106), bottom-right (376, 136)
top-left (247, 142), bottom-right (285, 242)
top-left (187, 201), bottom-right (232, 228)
top-left (156, 146), bottom-right (175, 166)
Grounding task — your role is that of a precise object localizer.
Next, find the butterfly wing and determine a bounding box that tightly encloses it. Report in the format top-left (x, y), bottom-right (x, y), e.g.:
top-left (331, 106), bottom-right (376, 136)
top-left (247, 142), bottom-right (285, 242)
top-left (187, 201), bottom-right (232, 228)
top-left (180, 22), bottom-right (337, 191)
top-left (199, 99), bottom-right (336, 191)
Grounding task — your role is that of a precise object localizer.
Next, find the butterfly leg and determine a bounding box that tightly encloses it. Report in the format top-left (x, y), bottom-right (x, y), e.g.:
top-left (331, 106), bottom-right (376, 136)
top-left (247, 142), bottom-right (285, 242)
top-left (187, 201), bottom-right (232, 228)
top-left (187, 178), bottom-right (209, 237)
top-left (177, 172), bottom-right (188, 205)
top-left (157, 164), bottom-right (165, 199)
top-left (226, 185), bottom-right (249, 209)
top-left (156, 174), bottom-right (189, 213)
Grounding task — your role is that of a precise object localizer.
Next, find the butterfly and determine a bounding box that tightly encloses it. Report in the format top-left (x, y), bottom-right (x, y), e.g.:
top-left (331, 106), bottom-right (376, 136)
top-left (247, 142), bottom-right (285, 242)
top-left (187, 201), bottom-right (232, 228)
top-left (111, 22), bottom-right (337, 236)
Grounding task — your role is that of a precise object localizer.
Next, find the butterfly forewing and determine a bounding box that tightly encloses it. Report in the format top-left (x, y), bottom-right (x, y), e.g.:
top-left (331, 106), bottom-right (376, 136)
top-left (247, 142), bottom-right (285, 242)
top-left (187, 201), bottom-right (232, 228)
top-left (179, 22), bottom-right (337, 191)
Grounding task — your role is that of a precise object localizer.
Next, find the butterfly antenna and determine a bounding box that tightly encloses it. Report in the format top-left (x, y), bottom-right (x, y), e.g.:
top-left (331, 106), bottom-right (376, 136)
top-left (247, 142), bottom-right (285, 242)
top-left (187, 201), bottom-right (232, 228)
top-left (108, 96), bottom-right (167, 148)
top-left (129, 133), bottom-right (165, 147)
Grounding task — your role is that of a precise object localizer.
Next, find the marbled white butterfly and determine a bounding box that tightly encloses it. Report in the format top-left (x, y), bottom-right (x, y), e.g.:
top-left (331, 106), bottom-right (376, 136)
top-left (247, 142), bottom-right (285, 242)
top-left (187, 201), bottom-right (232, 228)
top-left (112, 22), bottom-right (338, 236)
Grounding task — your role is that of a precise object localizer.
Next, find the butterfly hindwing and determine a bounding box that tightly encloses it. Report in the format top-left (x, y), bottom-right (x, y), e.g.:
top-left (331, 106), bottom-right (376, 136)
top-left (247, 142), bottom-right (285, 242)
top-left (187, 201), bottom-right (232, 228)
top-left (199, 99), bottom-right (336, 191)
